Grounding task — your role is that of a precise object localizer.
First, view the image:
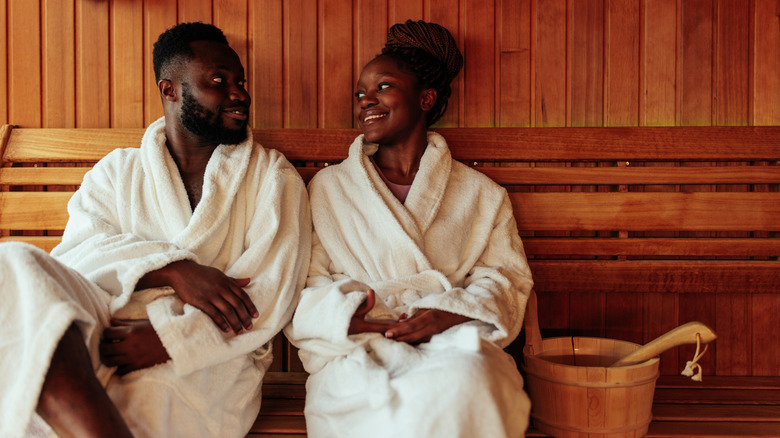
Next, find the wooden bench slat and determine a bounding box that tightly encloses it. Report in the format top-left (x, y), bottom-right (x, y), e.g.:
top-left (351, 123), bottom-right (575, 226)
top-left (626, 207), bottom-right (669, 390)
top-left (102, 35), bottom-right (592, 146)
top-left (7, 127), bottom-right (780, 164)
top-left (4, 165), bottom-right (780, 188)
top-left (258, 398), bottom-right (305, 416)
top-left (4, 129), bottom-right (145, 162)
top-left (250, 415), bottom-right (306, 434)
top-left (0, 192), bottom-right (72, 229)
top-left (523, 238), bottom-right (780, 258)
top-left (3, 164), bottom-right (779, 189)
top-left (7, 191), bottom-right (779, 233)
top-left (438, 126), bottom-right (780, 161)
top-left (511, 192), bottom-right (780, 231)
top-left (530, 260), bottom-right (779, 294)
top-left (0, 236), bottom-right (62, 252)
top-left (4, 235), bottom-right (777, 259)
top-left (656, 376), bottom-right (780, 390)
top-left (647, 421), bottom-right (780, 437)
top-left (479, 165), bottom-right (780, 185)
top-left (654, 388), bottom-right (780, 405)
top-left (0, 167), bottom-right (91, 186)
top-left (653, 404), bottom-right (780, 421)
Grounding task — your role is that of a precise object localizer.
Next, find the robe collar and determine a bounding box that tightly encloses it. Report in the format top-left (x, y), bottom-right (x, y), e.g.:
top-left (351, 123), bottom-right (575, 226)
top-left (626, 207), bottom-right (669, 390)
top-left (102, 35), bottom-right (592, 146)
top-left (349, 131), bottom-right (452, 246)
top-left (139, 117), bottom-right (253, 253)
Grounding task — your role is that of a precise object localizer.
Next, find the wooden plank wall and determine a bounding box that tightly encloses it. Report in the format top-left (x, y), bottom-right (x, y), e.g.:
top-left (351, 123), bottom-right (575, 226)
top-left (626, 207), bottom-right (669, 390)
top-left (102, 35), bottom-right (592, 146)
top-left (4, 0), bottom-right (780, 129)
top-left (2, 0), bottom-right (779, 377)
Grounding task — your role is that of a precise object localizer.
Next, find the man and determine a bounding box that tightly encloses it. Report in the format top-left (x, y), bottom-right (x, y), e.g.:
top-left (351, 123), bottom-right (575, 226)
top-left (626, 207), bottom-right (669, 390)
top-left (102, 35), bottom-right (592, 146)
top-left (0, 22), bottom-right (310, 438)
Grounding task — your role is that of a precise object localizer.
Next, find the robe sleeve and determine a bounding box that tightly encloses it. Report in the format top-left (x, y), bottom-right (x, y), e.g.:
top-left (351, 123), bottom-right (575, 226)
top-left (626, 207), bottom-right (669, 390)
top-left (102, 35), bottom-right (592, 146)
top-left (410, 193), bottom-right (534, 348)
top-left (285, 231), bottom-right (373, 349)
top-left (147, 164), bottom-right (312, 376)
top-left (51, 150), bottom-right (196, 313)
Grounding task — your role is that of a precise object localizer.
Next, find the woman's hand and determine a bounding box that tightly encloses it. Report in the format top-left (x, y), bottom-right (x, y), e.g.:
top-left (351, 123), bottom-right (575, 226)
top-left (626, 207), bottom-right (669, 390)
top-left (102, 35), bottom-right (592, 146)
top-left (99, 318), bottom-right (171, 376)
top-left (348, 289), bottom-right (395, 335)
top-left (384, 309), bottom-right (472, 344)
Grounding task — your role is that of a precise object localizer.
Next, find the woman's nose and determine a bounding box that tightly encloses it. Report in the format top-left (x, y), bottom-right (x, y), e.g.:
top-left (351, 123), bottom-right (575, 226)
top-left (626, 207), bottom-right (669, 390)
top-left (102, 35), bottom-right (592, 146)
top-left (359, 93), bottom-right (377, 108)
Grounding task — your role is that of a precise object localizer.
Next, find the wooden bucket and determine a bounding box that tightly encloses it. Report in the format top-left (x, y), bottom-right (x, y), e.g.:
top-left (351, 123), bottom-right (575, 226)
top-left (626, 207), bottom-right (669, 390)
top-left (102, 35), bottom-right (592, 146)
top-left (521, 291), bottom-right (660, 437)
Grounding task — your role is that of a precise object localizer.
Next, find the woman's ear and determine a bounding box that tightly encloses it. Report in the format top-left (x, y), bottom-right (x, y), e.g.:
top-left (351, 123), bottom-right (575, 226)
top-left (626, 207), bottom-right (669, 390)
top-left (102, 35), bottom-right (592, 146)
top-left (420, 88), bottom-right (437, 112)
top-left (158, 79), bottom-right (176, 102)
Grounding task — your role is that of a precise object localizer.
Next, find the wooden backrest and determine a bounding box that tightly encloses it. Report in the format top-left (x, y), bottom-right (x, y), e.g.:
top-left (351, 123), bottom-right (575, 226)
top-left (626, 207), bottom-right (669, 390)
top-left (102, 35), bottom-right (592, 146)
top-left (2, 125), bottom-right (779, 296)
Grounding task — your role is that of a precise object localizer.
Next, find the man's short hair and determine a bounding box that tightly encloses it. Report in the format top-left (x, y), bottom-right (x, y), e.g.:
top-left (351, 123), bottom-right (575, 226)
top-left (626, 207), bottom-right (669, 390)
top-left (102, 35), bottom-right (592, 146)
top-left (153, 22), bottom-right (229, 83)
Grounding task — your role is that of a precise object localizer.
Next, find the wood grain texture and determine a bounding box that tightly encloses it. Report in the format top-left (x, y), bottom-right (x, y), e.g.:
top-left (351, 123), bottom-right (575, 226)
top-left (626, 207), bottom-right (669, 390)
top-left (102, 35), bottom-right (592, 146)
top-left (510, 192), bottom-right (780, 231)
top-left (753, 0), bottom-right (780, 125)
top-left (143, 1), bottom-right (176, 126)
top-left (250, 0), bottom-right (283, 128)
top-left (179, 0), bottom-right (212, 23)
top-left (463, 0), bottom-right (496, 127)
top-left (284, 0), bottom-right (318, 128)
top-left (681, 0), bottom-right (713, 125)
top-left (642, 0), bottom-right (678, 126)
top-left (319, 0), bottom-right (354, 128)
top-left (1, 1), bottom-right (779, 131)
top-left (8, 0), bottom-right (41, 128)
top-left (715, 0), bottom-right (749, 126)
top-left (43, 0), bottom-right (75, 128)
top-left (425, 0), bottom-right (462, 127)
top-left (571, 0), bottom-right (604, 127)
top-left (111, 0), bottom-right (144, 128)
top-left (215, 0), bottom-right (249, 65)
top-left (76, 0), bottom-right (110, 128)
top-left (606, 0), bottom-right (640, 126)
top-left (535, 0), bottom-right (568, 127)
top-left (0, 0), bottom-right (6, 125)
top-left (3, 124), bottom-right (779, 377)
top-left (498, 0), bottom-right (532, 127)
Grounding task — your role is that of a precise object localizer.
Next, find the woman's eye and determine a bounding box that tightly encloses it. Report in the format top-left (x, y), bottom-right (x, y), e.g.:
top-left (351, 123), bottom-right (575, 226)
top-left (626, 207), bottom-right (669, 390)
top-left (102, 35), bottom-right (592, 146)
top-left (355, 91), bottom-right (365, 99)
top-left (238, 80), bottom-right (246, 87)
top-left (378, 84), bottom-right (390, 91)
top-left (212, 77), bottom-right (224, 84)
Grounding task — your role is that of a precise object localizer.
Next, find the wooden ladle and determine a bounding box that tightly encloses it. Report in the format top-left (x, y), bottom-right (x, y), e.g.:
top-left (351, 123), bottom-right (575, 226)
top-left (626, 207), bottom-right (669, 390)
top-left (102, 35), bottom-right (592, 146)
top-left (610, 321), bottom-right (717, 367)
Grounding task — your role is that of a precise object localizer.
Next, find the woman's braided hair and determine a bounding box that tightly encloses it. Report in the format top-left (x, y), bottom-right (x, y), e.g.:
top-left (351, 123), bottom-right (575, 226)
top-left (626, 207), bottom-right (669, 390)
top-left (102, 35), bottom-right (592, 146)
top-left (382, 20), bottom-right (463, 126)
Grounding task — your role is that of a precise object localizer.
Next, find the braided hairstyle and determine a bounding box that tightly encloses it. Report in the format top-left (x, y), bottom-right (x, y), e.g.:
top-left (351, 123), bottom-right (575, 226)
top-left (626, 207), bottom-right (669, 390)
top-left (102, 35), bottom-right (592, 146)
top-left (153, 22), bottom-right (229, 83)
top-left (382, 20), bottom-right (463, 126)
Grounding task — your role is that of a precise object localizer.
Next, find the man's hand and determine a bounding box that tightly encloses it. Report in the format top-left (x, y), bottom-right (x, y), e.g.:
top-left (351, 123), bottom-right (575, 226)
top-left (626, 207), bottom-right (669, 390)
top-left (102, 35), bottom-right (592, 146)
top-left (384, 309), bottom-right (472, 344)
top-left (137, 260), bottom-right (258, 333)
top-left (99, 318), bottom-right (171, 376)
top-left (348, 289), bottom-right (395, 335)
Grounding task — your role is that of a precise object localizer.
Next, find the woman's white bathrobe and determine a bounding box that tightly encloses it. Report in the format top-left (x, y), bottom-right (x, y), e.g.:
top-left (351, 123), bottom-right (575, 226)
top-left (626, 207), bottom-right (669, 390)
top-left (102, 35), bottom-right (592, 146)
top-left (286, 132), bottom-right (534, 438)
top-left (0, 117), bottom-right (311, 438)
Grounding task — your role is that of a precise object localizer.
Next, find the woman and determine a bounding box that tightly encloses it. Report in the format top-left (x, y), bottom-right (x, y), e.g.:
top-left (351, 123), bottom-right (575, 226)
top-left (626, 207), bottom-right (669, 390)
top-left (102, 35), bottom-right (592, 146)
top-left (286, 20), bottom-right (533, 438)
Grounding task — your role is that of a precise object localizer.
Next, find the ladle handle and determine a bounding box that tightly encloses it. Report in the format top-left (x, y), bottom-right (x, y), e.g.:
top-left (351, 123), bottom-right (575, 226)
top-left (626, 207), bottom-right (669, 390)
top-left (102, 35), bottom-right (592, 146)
top-left (523, 289), bottom-right (543, 355)
top-left (610, 321), bottom-right (717, 367)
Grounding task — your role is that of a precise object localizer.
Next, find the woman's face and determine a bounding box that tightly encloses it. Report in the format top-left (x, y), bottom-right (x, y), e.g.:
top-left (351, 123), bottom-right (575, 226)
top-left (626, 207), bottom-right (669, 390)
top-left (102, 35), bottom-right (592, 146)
top-left (354, 55), bottom-right (432, 146)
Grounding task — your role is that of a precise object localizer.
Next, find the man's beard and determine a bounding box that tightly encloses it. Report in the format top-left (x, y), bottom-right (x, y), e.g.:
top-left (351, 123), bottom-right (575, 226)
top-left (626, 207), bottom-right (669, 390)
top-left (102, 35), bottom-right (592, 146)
top-left (180, 85), bottom-right (248, 145)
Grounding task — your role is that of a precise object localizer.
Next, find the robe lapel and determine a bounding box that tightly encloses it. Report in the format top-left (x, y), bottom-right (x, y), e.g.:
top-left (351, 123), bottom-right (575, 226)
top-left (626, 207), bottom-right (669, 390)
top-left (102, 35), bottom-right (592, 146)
top-left (349, 133), bottom-right (452, 273)
top-left (140, 117), bottom-right (253, 261)
top-left (404, 132), bottom-right (451, 236)
top-left (140, 118), bottom-right (192, 235)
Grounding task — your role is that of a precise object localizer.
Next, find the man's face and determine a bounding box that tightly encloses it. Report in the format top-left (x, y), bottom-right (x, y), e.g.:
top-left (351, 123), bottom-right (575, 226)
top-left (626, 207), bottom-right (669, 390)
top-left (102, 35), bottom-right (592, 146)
top-left (178, 40), bottom-right (251, 145)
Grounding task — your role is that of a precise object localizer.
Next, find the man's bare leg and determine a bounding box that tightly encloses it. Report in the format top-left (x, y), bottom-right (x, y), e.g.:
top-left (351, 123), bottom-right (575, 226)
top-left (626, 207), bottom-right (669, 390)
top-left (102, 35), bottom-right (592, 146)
top-left (36, 323), bottom-right (133, 438)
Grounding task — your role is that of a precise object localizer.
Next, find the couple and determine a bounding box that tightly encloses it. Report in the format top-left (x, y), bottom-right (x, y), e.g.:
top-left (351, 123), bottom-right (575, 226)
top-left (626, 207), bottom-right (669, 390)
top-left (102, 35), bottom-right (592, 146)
top-left (0, 20), bottom-right (533, 438)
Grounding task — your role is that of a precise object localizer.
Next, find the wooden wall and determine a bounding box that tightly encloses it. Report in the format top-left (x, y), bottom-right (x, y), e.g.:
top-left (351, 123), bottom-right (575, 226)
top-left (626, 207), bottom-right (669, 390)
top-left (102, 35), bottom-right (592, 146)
top-left (3, 0), bottom-right (780, 129)
top-left (2, 0), bottom-right (779, 377)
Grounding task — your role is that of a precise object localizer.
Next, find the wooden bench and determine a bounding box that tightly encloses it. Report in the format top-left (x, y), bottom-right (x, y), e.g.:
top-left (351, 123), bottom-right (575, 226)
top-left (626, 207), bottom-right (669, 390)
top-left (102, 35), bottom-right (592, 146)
top-left (2, 124), bottom-right (779, 437)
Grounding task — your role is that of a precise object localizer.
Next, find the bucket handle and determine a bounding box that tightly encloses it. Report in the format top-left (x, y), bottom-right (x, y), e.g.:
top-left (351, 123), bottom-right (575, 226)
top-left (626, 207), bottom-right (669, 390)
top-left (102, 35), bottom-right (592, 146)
top-left (523, 289), bottom-right (543, 355)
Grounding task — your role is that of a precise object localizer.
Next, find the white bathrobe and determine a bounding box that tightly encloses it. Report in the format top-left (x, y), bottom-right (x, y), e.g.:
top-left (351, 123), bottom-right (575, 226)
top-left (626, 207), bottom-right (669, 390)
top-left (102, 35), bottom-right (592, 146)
top-left (0, 117), bottom-right (311, 438)
top-left (286, 132), bottom-right (534, 438)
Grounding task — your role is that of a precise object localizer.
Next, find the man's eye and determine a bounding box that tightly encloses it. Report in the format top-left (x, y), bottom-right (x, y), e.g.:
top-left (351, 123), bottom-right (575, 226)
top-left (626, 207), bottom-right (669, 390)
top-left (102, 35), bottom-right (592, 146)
top-left (213, 77), bottom-right (223, 84)
top-left (378, 84), bottom-right (390, 91)
top-left (355, 91), bottom-right (365, 99)
top-left (238, 80), bottom-right (246, 87)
